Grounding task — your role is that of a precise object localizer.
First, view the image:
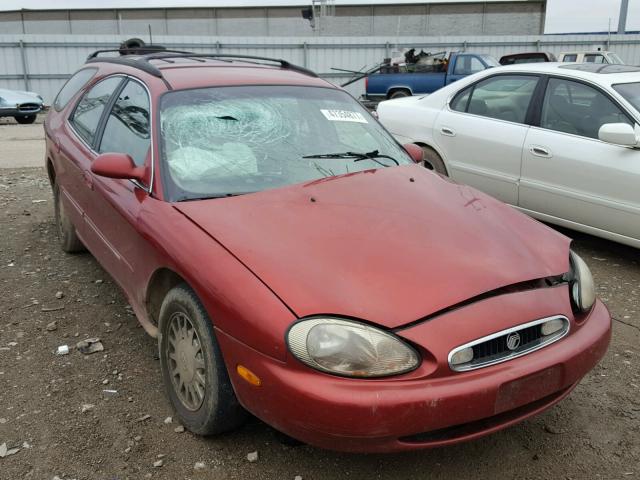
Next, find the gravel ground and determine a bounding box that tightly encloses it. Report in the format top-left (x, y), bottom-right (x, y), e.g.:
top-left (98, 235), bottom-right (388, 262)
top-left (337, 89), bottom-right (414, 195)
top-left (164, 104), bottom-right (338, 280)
top-left (0, 121), bottom-right (639, 479)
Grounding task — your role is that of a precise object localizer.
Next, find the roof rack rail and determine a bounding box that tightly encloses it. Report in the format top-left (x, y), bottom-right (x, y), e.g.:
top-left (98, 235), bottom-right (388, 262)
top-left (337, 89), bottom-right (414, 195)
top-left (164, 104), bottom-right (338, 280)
top-left (84, 50), bottom-right (318, 80)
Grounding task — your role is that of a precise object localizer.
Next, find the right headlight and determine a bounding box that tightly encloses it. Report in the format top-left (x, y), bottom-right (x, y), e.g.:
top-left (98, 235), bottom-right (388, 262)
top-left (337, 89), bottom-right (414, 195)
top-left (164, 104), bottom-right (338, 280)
top-left (567, 250), bottom-right (596, 313)
top-left (287, 317), bottom-right (420, 378)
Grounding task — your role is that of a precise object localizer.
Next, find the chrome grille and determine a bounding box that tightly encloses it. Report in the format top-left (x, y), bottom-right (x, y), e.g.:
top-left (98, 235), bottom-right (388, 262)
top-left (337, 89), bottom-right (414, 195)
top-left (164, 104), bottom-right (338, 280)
top-left (18, 103), bottom-right (40, 112)
top-left (448, 315), bottom-right (570, 372)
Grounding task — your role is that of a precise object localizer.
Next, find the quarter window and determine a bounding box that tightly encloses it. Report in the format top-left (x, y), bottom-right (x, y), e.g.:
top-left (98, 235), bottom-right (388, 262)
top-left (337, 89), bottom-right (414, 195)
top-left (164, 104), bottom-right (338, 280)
top-left (540, 78), bottom-right (631, 139)
top-left (562, 54), bottom-right (577, 62)
top-left (70, 77), bottom-right (122, 146)
top-left (54, 68), bottom-right (97, 111)
top-left (451, 75), bottom-right (539, 124)
top-left (99, 80), bottom-right (151, 167)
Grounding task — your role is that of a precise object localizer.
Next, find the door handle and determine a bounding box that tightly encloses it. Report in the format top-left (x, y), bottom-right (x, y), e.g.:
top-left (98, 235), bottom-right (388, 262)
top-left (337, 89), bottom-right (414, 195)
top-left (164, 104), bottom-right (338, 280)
top-left (440, 127), bottom-right (456, 137)
top-left (82, 171), bottom-right (94, 190)
top-left (529, 145), bottom-right (552, 158)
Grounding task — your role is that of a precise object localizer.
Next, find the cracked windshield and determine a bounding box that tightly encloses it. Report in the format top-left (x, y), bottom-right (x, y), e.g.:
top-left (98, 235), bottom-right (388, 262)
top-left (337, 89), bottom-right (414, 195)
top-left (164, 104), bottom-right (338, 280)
top-left (159, 85), bottom-right (411, 201)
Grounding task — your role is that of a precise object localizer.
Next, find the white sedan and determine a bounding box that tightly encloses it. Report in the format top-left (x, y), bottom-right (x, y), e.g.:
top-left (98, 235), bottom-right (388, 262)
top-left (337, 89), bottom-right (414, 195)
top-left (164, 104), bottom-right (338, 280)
top-left (377, 63), bottom-right (640, 249)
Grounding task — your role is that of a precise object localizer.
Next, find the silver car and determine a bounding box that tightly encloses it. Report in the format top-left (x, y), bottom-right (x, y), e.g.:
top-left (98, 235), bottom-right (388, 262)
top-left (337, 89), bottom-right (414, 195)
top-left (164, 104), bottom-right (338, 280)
top-left (0, 87), bottom-right (44, 124)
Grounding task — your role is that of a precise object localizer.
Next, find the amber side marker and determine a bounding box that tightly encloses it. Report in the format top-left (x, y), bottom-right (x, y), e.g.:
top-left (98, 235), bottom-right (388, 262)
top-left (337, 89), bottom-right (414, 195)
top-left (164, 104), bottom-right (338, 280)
top-left (237, 365), bottom-right (262, 386)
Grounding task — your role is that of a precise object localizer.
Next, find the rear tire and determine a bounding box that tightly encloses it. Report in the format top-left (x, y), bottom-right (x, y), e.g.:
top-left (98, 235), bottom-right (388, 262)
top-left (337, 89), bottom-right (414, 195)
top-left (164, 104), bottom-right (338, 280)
top-left (388, 89), bottom-right (411, 99)
top-left (158, 284), bottom-right (247, 435)
top-left (420, 146), bottom-right (448, 176)
top-left (53, 182), bottom-right (85, 253)
top-left (14, 115), bottom-right (36, 125)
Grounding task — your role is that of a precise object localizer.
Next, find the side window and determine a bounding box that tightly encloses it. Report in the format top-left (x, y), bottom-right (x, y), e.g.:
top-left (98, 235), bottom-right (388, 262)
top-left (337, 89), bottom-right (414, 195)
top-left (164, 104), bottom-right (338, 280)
top-left (450, 87), bottom-right (471, 112)
top-left (70, 77), bottom-right (123, 147)
top-left (563, 54), bottom-right (577, 62)
top-left (540, 78), bottom-right (632, 139)
top-left (584, 54), bottom-right (605, 64)
top-left (460, 75), bottom-right (539, 123)
top-left (453, 56), bottom-right (485, 76)
top-left (99, 80), bottom-right (151, 167)
top-left (54, 68), bottom-right (97, 111)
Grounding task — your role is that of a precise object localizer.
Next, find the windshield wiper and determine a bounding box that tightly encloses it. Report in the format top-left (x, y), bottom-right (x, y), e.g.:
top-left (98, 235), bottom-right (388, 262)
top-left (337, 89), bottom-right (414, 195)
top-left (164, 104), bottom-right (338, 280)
top-left (303, 149), bottom-right (399, 167)
top-left (176, 192), bottom-right (252, 202)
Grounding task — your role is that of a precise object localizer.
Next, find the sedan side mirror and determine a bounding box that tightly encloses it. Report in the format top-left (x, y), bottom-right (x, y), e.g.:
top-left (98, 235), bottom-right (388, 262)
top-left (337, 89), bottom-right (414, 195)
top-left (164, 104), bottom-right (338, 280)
top-left (91, 152), bottom-right (146, 183)
top-left (598, 123), bottom-right (638, 147)
top-left (403, 143), bottom-right (424, 163)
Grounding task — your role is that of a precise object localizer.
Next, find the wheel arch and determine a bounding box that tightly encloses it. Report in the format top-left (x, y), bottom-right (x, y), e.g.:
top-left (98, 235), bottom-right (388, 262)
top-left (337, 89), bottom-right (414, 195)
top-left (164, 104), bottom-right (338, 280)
top-left (145, 267), bottom-right (189, 328)
top-left (412, 141), bottom-right (449, 171)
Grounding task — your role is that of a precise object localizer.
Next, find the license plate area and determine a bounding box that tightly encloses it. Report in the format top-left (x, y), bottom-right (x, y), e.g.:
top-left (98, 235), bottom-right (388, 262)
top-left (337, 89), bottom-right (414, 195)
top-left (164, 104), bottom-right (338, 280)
top-left (495, 365), bottom-right (564, 414)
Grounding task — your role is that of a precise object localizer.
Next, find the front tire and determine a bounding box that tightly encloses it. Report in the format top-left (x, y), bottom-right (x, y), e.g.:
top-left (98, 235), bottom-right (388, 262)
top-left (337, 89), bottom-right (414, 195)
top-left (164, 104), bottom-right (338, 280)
top-left (53, 182), bottom-right (85, 253)
top-left (158, 284), bottom-right (246, 435)
top-left (14, 115), bottom-right (36, 125)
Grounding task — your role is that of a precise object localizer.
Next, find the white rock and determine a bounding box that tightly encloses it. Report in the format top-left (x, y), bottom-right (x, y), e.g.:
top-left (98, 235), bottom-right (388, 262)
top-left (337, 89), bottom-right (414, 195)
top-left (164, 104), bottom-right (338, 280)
top-left (163, 416), bottom-right (172, 424)
top-left (153, 460), bottom-right (163, 468)
top-left (194, 461), bottom-right (206, 470)
top-left (81, 404), bottom-right (94, 413)
top-left (247, 451), bottom-right (259, 462)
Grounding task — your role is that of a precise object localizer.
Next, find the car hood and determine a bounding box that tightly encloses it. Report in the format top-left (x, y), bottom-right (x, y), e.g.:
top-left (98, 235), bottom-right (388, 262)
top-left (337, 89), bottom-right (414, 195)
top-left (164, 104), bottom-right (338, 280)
top-left (175, 165), bottom-right (570, 328)
top-left (0, 88), bottom-right (42, 104)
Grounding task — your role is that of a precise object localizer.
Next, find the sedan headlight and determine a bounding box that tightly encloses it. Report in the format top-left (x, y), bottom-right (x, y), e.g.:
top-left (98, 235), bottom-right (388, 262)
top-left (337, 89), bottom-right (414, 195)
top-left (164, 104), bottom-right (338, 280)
top-left (287, 317), bottom-right (420, 378)
top-left (567, 250), bottom-right (596, 312)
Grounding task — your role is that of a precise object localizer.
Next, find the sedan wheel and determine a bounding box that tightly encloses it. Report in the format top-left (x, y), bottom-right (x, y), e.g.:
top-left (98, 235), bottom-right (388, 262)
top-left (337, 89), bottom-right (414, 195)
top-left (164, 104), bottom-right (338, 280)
top-left (159, 284), bottom-right (246, 435)
top-left (421, 146), bottom-right (448, 176)
top-left (14, 115), bottom-right (36, 125)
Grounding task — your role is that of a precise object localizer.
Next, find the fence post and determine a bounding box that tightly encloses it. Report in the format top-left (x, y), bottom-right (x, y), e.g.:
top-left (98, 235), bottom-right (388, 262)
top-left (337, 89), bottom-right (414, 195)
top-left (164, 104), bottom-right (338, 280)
top-left (18, 40), bottom-right (30, 91)
top-left (216, 41), bottom-right (221, 54)
top-left (302, 41), bottom-right (308, 68)
top-left (385, 41), bottom-right (390, 58)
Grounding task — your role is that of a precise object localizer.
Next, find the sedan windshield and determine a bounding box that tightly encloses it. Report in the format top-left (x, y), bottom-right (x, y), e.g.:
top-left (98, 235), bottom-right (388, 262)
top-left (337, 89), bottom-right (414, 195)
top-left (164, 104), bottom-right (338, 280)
top-left (613, 82), bottom-right (640, 112)
top-left (159, 85), bottom-right (412, 201)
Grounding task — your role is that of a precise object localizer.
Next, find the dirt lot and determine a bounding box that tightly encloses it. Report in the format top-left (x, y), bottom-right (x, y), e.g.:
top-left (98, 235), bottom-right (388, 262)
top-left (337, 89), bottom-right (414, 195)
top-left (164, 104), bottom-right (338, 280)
top-left (0, 119), bottom-right (639, 479)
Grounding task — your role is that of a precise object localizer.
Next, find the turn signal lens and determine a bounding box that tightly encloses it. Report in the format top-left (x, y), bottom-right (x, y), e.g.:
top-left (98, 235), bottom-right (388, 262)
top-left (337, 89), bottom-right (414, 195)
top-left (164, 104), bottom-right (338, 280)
top-left (541, 318), bottom-right (564, 336)
top-left (237, 365), bottom-right (261, 386)
top-left (449, 346), bottom-right (474, 366)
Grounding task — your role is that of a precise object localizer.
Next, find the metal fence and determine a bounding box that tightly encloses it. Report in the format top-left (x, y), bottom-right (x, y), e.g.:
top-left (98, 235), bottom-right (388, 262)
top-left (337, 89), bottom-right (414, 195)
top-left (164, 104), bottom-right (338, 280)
top-left (3, 33), bottom-right (640, 104)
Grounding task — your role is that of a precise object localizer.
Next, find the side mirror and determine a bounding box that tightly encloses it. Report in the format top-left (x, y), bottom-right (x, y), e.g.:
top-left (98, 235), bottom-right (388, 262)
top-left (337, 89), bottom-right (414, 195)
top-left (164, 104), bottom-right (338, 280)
top-left (403, 143), bottom-right (424, 163)
top-left (598, 123), bottom-right (638, 147)
top-left (91, 152), bottom-right (146, 183)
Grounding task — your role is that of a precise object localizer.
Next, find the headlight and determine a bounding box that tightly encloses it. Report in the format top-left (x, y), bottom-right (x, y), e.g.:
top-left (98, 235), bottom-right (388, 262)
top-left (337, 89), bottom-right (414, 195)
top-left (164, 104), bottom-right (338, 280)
top-left (567, 250), bottom-right (596, 312)
top-left (287, 317), bottom-right (420, 378)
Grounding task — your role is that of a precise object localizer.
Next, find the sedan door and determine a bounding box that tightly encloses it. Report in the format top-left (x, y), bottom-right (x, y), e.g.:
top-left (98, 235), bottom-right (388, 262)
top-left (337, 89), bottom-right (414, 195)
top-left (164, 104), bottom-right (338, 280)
top-left (88, 77), bottom-right (158, 296)
top-left (63, 76), bottom-right (125, 251)
top-left (519, 76), bottom-right (640, 244)
top-left (434, 74), bottom-right (540, 204)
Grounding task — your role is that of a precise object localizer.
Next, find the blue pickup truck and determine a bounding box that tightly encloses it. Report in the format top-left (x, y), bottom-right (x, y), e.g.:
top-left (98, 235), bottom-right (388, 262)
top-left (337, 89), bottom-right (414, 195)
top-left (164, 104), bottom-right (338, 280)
top-left (364, 52), bottom-right (499, 101)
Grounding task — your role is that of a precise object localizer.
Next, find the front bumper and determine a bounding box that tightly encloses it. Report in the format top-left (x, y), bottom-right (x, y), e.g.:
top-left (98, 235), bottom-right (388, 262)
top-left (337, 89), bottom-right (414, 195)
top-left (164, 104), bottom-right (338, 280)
top-left (0, 105), bottom-right (42, 117)
top-left (216, 286), bottom-right (611, 453)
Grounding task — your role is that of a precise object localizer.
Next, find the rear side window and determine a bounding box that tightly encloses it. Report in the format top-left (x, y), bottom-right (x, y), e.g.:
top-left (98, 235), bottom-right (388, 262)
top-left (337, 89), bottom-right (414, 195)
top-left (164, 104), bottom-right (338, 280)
top-left (53, 68), bottom-right (97, 111)
top-left (98, 80), bottom-right (151, 167)
top-left (70, 77), bottom-right (123, 147)
top-left (451, 75), bottom-right (539, 124)
top-left (584, 54), bottom-right (606, 64)
top-left (562, 54), bottom-right (577, 62)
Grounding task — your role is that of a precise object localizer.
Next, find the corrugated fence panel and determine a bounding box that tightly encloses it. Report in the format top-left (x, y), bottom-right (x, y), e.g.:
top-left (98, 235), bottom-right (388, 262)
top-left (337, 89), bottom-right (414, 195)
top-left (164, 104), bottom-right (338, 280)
top-left (3, 33), bottom-right (640, 103)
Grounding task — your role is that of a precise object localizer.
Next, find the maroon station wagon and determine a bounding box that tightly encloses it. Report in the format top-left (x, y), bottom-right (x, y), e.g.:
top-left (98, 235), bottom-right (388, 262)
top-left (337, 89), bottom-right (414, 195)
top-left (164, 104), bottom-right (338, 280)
top-left (43, 49), bottom-right (611, 453)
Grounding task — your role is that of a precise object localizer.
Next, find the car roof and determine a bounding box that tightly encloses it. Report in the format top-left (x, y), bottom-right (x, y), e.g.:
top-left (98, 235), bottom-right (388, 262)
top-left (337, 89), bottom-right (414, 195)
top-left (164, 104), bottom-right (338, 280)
top-left (491, 62), bottom-right (640, 85)
top-left (86, 54), bottom-right (334, 91)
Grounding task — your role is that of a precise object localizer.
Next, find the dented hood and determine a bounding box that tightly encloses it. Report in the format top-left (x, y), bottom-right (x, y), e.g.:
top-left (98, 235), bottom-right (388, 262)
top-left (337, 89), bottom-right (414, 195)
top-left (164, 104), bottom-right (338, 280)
top-left (175, 165), bottom-right (570, 328)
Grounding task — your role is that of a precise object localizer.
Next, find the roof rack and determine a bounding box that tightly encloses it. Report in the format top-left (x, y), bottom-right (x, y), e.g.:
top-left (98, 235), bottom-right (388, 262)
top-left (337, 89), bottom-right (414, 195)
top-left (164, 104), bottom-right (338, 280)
top-left (85, 50), bottom-right (318, 80)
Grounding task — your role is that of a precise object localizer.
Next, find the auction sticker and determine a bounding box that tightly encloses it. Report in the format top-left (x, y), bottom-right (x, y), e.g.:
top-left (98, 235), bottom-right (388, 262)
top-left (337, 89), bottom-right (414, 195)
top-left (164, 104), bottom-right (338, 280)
top-left (321, 109), bottom-right (368, 123)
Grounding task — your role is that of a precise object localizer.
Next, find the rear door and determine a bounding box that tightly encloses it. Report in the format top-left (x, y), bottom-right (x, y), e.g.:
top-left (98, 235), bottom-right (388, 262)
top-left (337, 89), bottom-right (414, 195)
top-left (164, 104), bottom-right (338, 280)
top-left (519, 76), bottom-right (640, 242)
top-left (434, 74), bottom-right (540, 204)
